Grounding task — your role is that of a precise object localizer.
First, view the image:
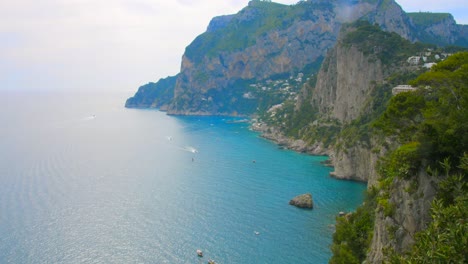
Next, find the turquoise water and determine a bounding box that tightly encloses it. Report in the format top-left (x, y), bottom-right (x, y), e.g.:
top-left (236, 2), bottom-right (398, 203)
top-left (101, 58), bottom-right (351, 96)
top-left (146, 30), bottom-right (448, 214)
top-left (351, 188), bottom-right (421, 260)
top-left (0, 90), bottom-right (366, 263)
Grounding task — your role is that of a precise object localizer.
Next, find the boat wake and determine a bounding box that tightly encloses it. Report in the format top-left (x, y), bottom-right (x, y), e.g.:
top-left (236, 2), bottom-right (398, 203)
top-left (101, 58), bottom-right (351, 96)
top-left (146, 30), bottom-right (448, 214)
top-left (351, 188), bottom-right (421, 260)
top-left (184, 146), bottom-right (198, 153)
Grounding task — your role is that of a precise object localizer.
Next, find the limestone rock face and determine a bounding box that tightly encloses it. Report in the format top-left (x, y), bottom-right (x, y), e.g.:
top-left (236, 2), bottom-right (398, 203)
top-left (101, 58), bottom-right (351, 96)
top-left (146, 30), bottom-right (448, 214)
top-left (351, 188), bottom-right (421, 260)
top-left (289, 193), bottom-right (314, 209)
top-left (329, 142), bottom-right (382, 184)
top-left (126, 0), bottom-right (467, 113)
top-left (408, 13), bottom-right (468, 46)
top-left (367, 170), bottom-right (438, 263)
top-left (168, 0), bottom-right (408, 115)
top-left (312, 44), bottom-right (383, 124)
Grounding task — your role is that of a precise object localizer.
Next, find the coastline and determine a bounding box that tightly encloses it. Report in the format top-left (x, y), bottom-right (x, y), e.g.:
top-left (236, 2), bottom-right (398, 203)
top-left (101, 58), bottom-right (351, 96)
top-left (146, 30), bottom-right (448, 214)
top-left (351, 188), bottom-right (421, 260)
top-left (250, 120), bottom-right (331, 156)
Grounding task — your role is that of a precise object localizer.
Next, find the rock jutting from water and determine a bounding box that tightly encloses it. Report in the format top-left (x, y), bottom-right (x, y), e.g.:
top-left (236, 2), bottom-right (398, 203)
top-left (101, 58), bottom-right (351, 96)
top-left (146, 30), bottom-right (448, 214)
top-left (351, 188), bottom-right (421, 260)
top-left (289, 193), bottom-right (314, 209)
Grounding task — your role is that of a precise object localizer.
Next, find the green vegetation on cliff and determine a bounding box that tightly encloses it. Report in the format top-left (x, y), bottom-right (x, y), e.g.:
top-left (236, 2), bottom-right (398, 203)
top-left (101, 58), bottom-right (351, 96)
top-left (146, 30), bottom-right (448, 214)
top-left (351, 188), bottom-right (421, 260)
top-left (391, 172), bottom-right (468, 263)
top-left (342, 21), bottom-right (431, 65)
top-left (126, 0), bottom-right (468, 114)
top-left (331, 52), bottom-right (468, 263)
top-left (374, 51), bottom-right (468, 167)
top-left (259, 21), bottom-right (429, 148)
top-left (185, 1), bottom-right (289, 63)
top-left (184, 0), bottom-right (333, 64)
top-left (125, 75), bottom-right (177, 108)
top-left (330, 189), bottom-right (377, 264)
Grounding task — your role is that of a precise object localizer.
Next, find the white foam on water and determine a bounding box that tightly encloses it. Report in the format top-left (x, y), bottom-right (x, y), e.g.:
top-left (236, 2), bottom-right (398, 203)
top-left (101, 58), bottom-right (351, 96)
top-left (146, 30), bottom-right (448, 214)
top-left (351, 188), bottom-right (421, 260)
top-left (184, 146), bottom-right (198, 153)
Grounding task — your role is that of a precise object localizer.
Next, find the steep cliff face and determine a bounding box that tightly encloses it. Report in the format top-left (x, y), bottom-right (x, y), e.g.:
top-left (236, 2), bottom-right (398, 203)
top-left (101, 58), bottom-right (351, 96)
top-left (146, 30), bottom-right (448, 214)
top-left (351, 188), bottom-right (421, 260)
top-left (330, 141), bottom-right (383, 184)
top-left (166, 0), bottom-right (419, 115)
top-left (125, 75), bottom-right (177, 109)
top-left (367, 170), bottom-right (438, 263)
top-left (298, 22), bottom-right (421, 183)
top-left (312, 44), bottom-right (384, 123)
top-left (126, 0), bottom-right (467, 114)
top-left (169, 1), bottom-right (340, 115)
top-left (330, 52), bottom-right (468, 263)
top-left (364, 0), bottom-right (414, 40)
top-left (307, 35), bottom-right (385, 182)
top-left (408, 12), bottom-right (468, 46)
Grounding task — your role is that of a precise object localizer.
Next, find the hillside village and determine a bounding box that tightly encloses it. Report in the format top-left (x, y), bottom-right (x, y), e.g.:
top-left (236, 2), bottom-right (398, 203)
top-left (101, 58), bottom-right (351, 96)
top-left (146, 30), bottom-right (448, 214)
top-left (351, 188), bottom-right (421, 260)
top-left (406, 49), bottom-right (452, 68)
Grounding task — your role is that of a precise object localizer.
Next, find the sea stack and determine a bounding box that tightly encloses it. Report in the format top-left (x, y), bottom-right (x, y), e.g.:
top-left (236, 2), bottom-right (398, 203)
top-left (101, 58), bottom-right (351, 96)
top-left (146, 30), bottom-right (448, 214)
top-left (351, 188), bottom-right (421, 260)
top-left (289, 193), bottom-right (313, 209)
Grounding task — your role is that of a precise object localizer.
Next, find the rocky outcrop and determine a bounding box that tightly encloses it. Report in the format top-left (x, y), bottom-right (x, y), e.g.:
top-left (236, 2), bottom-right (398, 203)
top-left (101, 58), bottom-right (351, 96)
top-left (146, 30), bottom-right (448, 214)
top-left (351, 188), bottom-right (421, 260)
top-left (367, 170), bottom-right (439, 263)
top-left (168, 0), bottom-right (402, 115)
top-left (169, 2), bottom-right (340, 115)
top-left (125, 75), bottom-right (177, 109)
top-left (408, 13), bottom-right (468, 46)
top-left (329, 142), bottom-right (382, 184)
top-left (289, 193), bottom-right (314, 209)
top-left (312, 44), bottom-right (384, 124)
top-left (251, 121), bottom-right (329, 155)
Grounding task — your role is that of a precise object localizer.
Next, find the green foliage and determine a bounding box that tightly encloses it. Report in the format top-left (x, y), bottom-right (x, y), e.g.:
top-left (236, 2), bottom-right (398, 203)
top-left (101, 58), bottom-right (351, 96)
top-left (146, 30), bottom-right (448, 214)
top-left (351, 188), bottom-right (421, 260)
top-left (125, 75), bottom-right (177, 108)
top-left (284, 101), bottom-right (318, 137)
top-left (382, 142), bottom-right (422, 179)
top-left (184, 1), bottom-right (325, 63)
top-left (391, 175), bottom-right (468, 263)
top-left (184, 0), bottom-right (337, 64)
top-left (382, 199), bottom-right (395, 217)
top-left (369, 52), bottom-right (468, 262)
top-left (330, 189), bottom-right (377, 264)
top-left (373, 52), bottom-right (468, 169)
top-left (327, 31), bottom-right (466, 264)
top-left (373, 91), bottom-right (426, 141)
top-left (459, 153), bottom-right (468, 172)
top-left (341, 21), bottom-right (426, 65)
top-left (302, 122), bottom-right (341, 147)
top-left (411, 52), bottom-right (468, 166)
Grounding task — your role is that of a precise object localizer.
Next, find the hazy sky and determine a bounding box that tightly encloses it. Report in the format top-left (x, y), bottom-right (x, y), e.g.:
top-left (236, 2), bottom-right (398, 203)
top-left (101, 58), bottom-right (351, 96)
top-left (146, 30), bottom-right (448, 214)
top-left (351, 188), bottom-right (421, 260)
top-left (1, 0), bottom-right (467, 92)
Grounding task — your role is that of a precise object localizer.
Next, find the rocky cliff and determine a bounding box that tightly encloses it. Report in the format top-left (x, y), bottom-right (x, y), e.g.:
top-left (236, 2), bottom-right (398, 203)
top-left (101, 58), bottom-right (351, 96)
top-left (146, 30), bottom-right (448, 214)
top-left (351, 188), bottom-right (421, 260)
top-left (302, 21), bottom-right (467, 262)
top-left (126, 0), bottom-right (468, 114)
top-left (408, 12), bottom-right (468, 46)
top-left (260, 21), bottom-right (425, 183)
top-left (168, 0), bottom-right (415, 115)
top-left (367, 169), bottom-right (438, 263)
top-left (125, 75), bottom-right (177, 109)
top-left (312, 43), bottom-right (384, 124)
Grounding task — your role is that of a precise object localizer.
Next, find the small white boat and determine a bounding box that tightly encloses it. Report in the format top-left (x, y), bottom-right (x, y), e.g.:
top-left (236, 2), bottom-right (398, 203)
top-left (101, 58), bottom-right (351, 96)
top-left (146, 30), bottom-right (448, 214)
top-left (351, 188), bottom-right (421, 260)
top-left (197, 249), bottom-right (203, 257)
top-left (254, 231), bottom-right (260, 235)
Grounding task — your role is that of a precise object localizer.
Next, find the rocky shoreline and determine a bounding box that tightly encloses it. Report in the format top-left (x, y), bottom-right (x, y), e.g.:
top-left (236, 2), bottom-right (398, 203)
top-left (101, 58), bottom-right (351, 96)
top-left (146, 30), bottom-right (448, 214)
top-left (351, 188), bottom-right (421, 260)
top-left (250, 120), bottom-right (375, 183)
top-left (250, 121), bottom-right (330, 156)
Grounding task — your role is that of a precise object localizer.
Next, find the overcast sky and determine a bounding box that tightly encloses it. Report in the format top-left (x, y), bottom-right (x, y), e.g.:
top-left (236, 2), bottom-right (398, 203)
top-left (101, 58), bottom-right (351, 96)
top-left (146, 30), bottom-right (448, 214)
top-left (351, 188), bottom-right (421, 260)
top-left (1, 0), bottom-right (467, 92)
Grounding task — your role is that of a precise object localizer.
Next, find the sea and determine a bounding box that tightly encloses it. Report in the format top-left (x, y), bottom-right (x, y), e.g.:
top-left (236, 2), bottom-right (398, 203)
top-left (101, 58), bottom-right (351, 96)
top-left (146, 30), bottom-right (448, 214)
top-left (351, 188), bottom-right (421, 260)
top-left (0, 90), bottom-right (366, 264)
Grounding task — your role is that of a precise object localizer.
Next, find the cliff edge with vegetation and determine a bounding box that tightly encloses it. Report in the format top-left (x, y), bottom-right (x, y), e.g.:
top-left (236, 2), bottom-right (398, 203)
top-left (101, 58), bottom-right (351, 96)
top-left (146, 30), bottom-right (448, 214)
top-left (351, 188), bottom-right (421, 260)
top-left (331, 52), bottom-right (468, 263)
top-left (125, 0), bottom-right (468, 115)
top-left (257, 22), bottom-right (467, 262)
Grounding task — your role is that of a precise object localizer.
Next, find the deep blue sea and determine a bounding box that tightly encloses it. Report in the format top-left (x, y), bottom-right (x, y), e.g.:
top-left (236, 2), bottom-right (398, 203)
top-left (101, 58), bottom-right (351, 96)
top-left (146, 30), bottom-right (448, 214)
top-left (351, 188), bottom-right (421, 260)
top-left (0, 90), bottom-right (366, 263)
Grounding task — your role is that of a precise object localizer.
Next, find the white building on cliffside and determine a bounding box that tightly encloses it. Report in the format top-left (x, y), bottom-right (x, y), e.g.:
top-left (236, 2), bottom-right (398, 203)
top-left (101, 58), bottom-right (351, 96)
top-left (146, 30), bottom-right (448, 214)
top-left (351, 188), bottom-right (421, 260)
top-left (392, 85), bottom-right (417, 95)
top-left (407, 56), bottom-right (420, 65)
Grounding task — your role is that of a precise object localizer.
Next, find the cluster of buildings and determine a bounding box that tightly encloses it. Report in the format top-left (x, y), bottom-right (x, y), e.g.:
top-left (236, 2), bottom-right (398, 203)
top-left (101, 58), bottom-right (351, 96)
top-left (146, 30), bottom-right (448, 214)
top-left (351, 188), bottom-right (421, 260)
top-left (396, 50), bottom-right (454, 95)
top-left (247, 72), bottom-right (307, 99)
top-left (407, 50), bottom-right (452, 68)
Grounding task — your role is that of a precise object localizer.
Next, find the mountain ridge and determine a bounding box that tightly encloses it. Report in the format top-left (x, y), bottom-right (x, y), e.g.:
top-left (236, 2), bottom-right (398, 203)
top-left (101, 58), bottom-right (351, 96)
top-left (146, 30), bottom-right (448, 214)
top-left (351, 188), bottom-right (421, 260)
top-left (125, 0), bottom-right (467, 113)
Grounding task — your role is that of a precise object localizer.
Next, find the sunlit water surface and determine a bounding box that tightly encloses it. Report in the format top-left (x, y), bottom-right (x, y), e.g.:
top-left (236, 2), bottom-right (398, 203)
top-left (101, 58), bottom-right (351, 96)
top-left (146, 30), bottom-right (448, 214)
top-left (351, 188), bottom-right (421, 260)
top-left (0, 90), bottom-right (366, 263)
